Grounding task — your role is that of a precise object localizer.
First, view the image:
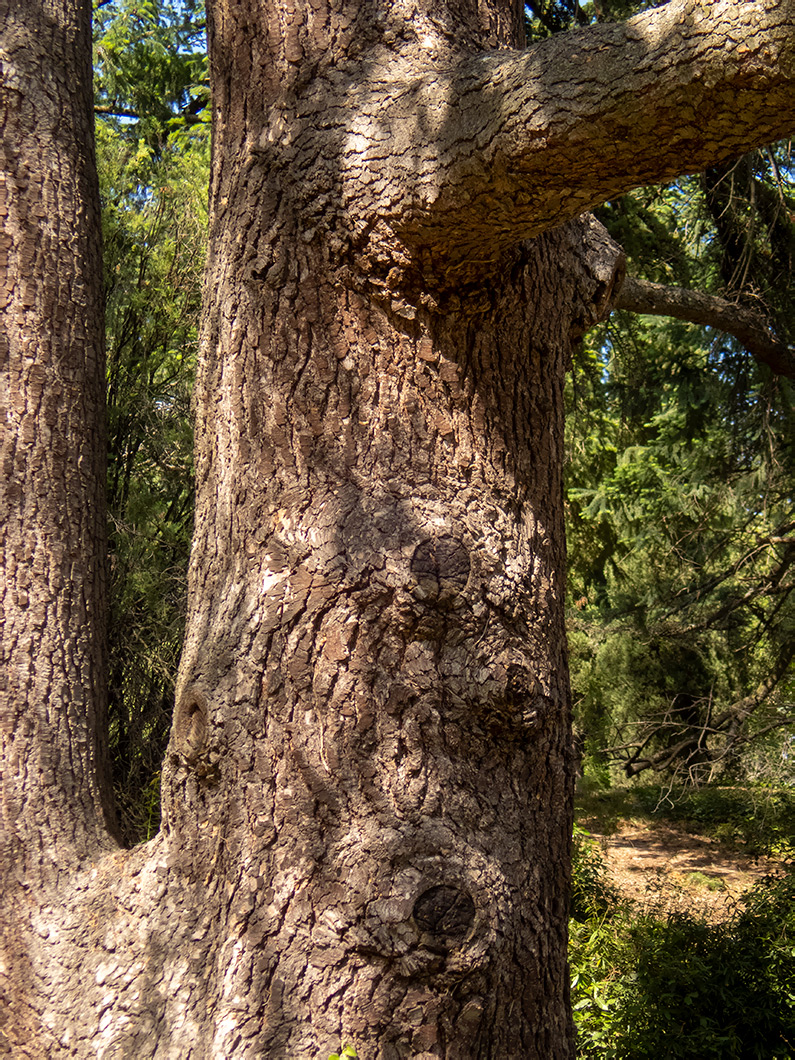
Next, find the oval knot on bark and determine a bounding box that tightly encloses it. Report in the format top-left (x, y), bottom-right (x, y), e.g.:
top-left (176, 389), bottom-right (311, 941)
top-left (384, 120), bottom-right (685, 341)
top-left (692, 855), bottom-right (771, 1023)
top-left (173, 687), bottom-right (210, 763)
top-left (410, 536), bottom-right (471, 607)
top-left (412, 884), bottom-right (475, 946)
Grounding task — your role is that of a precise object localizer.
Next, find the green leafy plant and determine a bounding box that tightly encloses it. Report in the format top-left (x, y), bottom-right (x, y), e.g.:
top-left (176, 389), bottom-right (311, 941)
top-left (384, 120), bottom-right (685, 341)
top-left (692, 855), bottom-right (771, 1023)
top-left (571, 824), bottom-right (619, 922)
top-left (94, 0), bottom-right (209, 844)
top-left (570, 865), bottom-right (795, 1058)
top-left (328, 1046), bottom-right (357, 1060)
top-left (566, 151), bottom-right (795, 789)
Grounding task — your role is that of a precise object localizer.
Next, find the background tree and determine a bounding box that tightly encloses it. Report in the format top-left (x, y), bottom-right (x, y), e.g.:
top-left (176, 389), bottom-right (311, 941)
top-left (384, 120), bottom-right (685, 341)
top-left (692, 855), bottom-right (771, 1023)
top-left (567, 156), bottom-right (795, 785)
top-left (1, 0), bottom-right (794, 1057)
top-left (0, 0), bottom-right (117, 1034)
top-left (93, 0), bottom-right (209, 842)
top-left (0, 0), bottom-right (114, 870)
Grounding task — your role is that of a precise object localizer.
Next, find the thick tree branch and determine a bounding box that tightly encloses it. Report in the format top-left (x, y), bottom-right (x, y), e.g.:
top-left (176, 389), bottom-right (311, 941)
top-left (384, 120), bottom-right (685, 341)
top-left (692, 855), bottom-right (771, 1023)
top-left (614, 275), bottom-right (795, 378)
top-left (360, 0), bottom-right (795, 272)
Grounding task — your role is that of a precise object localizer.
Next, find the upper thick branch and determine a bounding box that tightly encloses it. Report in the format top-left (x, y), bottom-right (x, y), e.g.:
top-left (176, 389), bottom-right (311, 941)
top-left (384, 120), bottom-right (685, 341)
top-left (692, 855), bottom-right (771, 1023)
top-left (366, 0), bottom-right (795, 272)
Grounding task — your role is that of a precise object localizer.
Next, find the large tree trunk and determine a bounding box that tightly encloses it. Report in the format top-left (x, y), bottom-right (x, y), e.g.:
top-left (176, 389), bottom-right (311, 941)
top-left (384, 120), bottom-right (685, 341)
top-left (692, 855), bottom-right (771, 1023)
top-left (157, 0), bottom-right (621, 1053)
top-left (2, 0), bottom-right (794, 1056)
top-left (162, 215), bottom-right (620, 1056)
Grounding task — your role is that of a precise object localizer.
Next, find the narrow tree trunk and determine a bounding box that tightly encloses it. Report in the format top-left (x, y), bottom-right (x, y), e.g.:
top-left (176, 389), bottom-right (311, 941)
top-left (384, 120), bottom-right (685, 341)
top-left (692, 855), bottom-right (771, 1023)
top-left (0, 0), bottom-right (117, 1047)
top-left (0, 0), bottom-right (114, 888)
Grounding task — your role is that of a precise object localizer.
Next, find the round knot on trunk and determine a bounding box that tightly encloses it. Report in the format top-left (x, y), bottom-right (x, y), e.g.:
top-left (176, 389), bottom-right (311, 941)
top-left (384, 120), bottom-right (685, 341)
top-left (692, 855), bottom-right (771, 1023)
top-left (412, 884), bottom-right (476, 946)
top-left (410, 536), bottom-right (471, 607)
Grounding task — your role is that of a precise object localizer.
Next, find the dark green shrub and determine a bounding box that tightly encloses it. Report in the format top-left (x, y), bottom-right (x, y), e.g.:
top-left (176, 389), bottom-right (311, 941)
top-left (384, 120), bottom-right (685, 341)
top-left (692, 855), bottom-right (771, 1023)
top-left (571, 866), bottom-right (795, 1058)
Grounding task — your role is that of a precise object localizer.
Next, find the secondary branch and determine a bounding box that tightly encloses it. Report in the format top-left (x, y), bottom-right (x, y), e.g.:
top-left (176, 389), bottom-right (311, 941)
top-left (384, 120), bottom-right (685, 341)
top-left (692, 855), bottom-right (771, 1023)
top-left (614, 276), bottom-right (795, 378)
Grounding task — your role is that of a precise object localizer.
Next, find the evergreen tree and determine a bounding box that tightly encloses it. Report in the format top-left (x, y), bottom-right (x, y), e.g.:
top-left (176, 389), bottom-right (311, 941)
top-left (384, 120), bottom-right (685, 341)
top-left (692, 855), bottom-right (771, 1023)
top-left (567, 165), bottom-right (794, 783)
top-left (94, 0), bottom-right (209, 840)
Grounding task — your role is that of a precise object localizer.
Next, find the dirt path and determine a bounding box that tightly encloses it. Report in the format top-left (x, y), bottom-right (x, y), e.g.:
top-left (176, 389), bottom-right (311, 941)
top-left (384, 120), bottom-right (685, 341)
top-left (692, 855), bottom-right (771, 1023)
top-left (580, 820), bottom-right (783, 921)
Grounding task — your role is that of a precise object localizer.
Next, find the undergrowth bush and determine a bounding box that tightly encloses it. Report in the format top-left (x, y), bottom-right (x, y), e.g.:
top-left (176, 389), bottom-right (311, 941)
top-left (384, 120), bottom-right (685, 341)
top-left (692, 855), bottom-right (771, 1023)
top-left (570, 859), bottom-right (795, 1058)
top-left (571, 824), bottom-right (619, 922)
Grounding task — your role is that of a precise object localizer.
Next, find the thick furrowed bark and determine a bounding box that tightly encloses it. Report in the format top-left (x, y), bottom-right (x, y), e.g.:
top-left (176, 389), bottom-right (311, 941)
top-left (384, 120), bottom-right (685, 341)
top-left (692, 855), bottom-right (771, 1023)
top-left (3, 225), bottom-right (615, 1060)
top-left (409, 0), bottom-right (795, 267)
top-left (4, 0), bottom-right (794, 1054)
top-left (0, 0), bottom-right (117, 1050)
top-left (0, 0), bottom-right (115, 880)
top-left (219, 0), bottom-right (795, 282)
top-left (156, 1), bottom-right (626, 1046)
top-left (157, 165), bottom-right (623, 1052)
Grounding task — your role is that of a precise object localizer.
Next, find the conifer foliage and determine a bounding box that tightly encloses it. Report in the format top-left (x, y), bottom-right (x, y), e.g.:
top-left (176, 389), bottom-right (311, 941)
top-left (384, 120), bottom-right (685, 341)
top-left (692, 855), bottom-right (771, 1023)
top-left (568, 163), bottom-right (794, 784)
top-left (93, 0), bottom-right (209, 841)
